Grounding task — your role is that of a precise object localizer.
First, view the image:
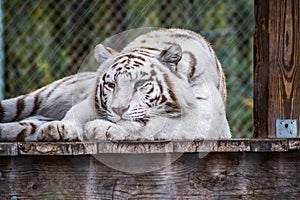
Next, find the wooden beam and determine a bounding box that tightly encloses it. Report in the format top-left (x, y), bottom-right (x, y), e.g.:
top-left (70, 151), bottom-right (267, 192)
top-left (254, 0), bottom-right (300, 138)
top-left (0, 139), bottom-right (299, 155)
top-left (0, 152), bottom-right (299, 199)
top-left (0, 140), bottom-right (299, 198)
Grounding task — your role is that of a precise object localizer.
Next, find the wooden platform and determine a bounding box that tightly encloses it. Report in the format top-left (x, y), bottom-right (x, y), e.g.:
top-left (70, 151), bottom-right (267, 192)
top-left (1, 138), bottom-right (300, 156)
top-left (0, 139), bottom-right (299, 199)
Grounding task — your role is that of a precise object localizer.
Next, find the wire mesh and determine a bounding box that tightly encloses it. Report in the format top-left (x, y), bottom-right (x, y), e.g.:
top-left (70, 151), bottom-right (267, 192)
top-left (1, 0), bottom-right (254, 137)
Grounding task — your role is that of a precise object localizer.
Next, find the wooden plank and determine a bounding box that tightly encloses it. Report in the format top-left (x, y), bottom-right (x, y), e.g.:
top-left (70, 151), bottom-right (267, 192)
top-left (173, 139), bottom-right (251, 152)
top-left (97, 140), bottom-right (173, 154)
top-left (0, 139), bottom-right (299, 155)
top-left (0, 153), bottom-right (299, 199)
top-left (18, 142), bottom-right (97, 155)
top-left (0, 143), bottom-right (18, 156)
top-left (250, 138), bottom-right (288, 152)
top-left (214, 139), bottom-right (251, 152)
top-left (173, 140), bottom-right (216, 152)
top-left (288, 138), bottom-right (300, 150)
top-left (254, 0), bottom-right (300, 138)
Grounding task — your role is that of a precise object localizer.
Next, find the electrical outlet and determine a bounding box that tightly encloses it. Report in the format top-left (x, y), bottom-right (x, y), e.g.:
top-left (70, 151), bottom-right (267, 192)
top-left (276, 119), bottom-right (297, 138)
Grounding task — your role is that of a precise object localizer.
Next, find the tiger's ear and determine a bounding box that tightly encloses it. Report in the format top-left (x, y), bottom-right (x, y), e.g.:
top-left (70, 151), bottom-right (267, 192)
top-left (94, 44), bottom-right (118, 63)
top-left (159, 44), bottom-right (182, 70)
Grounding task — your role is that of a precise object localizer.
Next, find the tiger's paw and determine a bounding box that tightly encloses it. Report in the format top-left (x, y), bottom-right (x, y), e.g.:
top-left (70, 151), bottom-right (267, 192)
top-left (85, 120), bottom-right (129, 141)
top-left (37, 121), bottom-right (83, 141)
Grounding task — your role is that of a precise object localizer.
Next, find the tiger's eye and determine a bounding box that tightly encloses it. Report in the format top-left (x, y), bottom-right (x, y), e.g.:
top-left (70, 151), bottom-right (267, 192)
top-left (107, 82), bottom-right (115, 89)
top-left (135, 80), bottom-right (146, 88)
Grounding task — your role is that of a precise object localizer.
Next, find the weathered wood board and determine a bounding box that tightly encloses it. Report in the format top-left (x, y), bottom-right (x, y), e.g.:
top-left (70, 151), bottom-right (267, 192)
top-left (0, 140), bottom-right (299, 199)
top-left (0, 152), bottom-right (299, 199)
top-left (6, 139), bottom-right (300, 155)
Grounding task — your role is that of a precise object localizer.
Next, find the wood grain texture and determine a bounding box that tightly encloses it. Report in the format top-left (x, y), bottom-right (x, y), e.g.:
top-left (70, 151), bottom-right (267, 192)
top-left (0, 143), bottom-right (18, 156)
top-left (250, 139), bottom-right (288, 152)
top-left (254, 0), bottom-right (270, 138)
top-left (254, 0), bottom-right (300, 138)
top-left (173, 140), bottom-right (251, 152)
top-left (0, 153), bottom-right (299, 199)
top-left (97, 140), bottom-right (173, 154)
top-left (0, 139), bottom-right (297, 155)
top-left (18, 142), bottom-right (97, 155)
top-left (288, 138), bottom-right (300, 150)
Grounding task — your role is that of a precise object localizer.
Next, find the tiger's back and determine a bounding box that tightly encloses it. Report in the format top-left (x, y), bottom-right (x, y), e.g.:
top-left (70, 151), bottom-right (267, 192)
top-left (124, 28), bottom-right (227, 102)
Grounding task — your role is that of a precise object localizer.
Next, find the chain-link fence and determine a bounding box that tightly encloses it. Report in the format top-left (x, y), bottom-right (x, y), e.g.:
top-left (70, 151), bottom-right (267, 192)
top-left (1, 0), bottom-right (254, 138)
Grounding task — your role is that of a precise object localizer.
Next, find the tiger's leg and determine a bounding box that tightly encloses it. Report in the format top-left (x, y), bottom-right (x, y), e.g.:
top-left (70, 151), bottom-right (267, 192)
top-left (85, 119), bottom-right (130, 141)
top-left (36, 99), bottom-right (97, 141)
top-left (0, 116), bottom-right (53, 141)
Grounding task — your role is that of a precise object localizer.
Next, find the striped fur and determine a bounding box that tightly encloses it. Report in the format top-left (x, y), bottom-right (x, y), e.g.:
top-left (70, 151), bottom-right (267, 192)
top-left (0, 28), bottom-right (231, 141)
top-left (0, 72), bottom-right (97, 141)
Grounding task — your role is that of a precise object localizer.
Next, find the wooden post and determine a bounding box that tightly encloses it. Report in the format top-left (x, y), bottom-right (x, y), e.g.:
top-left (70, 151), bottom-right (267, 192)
top-left (254, 0), bottom-right (300, 138)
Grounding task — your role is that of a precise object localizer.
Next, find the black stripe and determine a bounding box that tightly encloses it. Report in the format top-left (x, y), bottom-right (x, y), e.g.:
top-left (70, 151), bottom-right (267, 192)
top-left (30, 75), bottom-right (76, 117)
top-left (157, 80), bottom-right (163, 94)
top-left (138, 47), bottom-right (161, 52)
top-left (13, 97), bottom-right (25, 121)
top-left (114, 54), bottom-right (147, 67)
top-left (95, 83), bottom-right (101, 115)
top-left (133, 61), bottom-right (143, 66)
top-left (29, 123), bottom-right (37, 135)
top-left (17, 130), bottom-right (26, 141)
top-left (146, 87), bottom-right (154, 95)
top-left (163, 42), bottom-right (174, 46)
top-left (190, 72), bottom-right (204, 82)
top-left (171, 33), bottom-right (196, 40)
top-left (17, 122), bottom-right (27, 141)
top-left (182, 51), bottom-right (197, 81)
top-left (29, 87), bottom-right (47, 116)
top-left (111, 63), bottom-right (119, 69)
top-left (160, 95), bottom-right (167, 104)
top-left (127, 54), bottom-right (146, 62)
top-left (34, 92), bottom-right (42, 112)
top-left (164, 102), bottom-right (181, 115)
top-left (100, 85), bottom-right (106, 109)
top-left (163, 74), bottom-right (177, 102)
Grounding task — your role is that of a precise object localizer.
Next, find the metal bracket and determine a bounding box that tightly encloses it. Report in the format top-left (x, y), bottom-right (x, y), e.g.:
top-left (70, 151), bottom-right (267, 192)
top-left (276, 119), bottom-right (297, 138)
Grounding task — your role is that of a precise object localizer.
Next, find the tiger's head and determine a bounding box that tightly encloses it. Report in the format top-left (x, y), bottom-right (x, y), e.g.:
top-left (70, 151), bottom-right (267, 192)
top-left (93, 44), bottom-right (197, 132)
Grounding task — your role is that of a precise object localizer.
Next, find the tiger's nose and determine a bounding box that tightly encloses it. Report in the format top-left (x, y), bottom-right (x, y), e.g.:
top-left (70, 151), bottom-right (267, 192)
top-left (112, 106), bottom-right (129, 116)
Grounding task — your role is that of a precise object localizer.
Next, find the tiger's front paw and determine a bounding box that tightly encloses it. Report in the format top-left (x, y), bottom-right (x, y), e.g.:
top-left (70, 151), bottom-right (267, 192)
top-left (37, 121), bottom-right (83, 141)
top-left (85, 120), bottom-right (129, 141)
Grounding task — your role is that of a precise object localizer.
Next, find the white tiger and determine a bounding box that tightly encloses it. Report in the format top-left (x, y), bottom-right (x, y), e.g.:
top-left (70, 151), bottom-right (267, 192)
top-left (0, 28), bottom-right (231, 141)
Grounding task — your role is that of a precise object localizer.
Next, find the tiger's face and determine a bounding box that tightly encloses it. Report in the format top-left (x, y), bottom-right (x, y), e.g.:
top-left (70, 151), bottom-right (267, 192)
top-left (94, 44), bottom-right (191, 130)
